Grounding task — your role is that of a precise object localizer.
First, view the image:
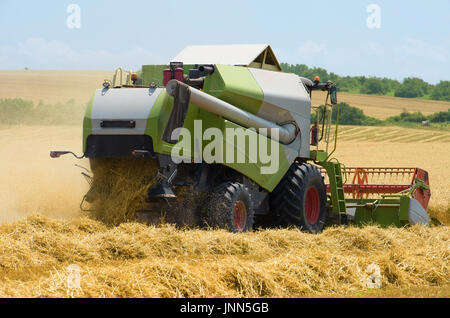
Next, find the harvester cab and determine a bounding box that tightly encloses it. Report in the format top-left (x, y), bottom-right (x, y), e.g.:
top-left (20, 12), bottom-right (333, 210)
top-left (51, 44), bottom-right (431, 232)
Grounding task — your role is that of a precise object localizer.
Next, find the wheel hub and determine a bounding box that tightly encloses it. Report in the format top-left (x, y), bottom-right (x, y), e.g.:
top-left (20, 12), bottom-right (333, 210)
top-left (305, 186), bottom-right (320, 224)
top-left (233, 200), bottom-right (247, 232)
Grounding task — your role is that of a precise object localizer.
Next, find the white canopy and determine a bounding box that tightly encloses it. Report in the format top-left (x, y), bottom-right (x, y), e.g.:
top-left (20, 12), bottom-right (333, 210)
top-left (171, 44), bottom-right (282, 71)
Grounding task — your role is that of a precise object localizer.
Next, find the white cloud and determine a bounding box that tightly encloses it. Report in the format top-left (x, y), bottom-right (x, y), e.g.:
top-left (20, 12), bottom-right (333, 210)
top-left (1, 37), bottom-right (447, 84)
top-left (279, 38), bottom-right (448, 83)
top-left (398, 38), bottom-right (448, 63)
top-left (366, 41), bottom-right (385, 55)
top-left (0, 38), bottom-right (166, 70)
top-left (297, 41), bottom-right (327, 56)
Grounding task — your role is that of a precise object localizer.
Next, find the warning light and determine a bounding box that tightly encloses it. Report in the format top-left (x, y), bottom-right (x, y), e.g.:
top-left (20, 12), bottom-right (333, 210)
top-left (131, 73), bottom-right (138, 84)
top-left (314, 76), bottom-right (320, 83)
top-left (50, 151), bottom-right (61, 158)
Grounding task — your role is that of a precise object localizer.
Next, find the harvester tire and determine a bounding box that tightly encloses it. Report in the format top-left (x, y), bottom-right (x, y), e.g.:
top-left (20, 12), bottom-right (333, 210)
top-left (270, 163), bottom-right (327, 233)
top-left (206, 182), bottom-right (254, 233)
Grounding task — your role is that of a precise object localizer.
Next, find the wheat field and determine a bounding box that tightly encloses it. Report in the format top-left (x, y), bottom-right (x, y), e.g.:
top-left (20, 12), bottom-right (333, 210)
top-left (0, 70), bottom-right (448, 298)
top-left (0, 70), bottom-right (113, 104)
top-left (0, 214), bottom-right (448, 298)
top-left (0, 124), bottom-right (448, 297)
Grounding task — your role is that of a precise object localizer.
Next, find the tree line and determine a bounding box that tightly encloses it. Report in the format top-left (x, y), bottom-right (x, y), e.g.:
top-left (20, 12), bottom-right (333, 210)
top-left (311, 102), bottom-right (449, 126)
top-left (281, 63), bottom-right (450, 101)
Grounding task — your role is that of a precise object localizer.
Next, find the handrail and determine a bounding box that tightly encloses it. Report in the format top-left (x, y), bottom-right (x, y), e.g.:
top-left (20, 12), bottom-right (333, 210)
top-left (326, 103), bottom-right (339, 161)
top-left (112, 67), bottom-right (132, 87)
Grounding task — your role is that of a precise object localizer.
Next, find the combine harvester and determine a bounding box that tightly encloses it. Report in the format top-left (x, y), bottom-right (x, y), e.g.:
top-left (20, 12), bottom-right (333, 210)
top-left (51, 44), bottom-right (431, 232)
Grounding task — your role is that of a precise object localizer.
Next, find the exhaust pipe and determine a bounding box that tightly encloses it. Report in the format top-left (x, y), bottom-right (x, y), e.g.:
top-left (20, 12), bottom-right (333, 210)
top-left (165, 80), bottom-right (297, 144)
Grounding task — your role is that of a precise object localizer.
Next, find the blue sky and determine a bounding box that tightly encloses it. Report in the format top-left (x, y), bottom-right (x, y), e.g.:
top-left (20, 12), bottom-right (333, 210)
top-left (0, 0), bottom-right (449, 83)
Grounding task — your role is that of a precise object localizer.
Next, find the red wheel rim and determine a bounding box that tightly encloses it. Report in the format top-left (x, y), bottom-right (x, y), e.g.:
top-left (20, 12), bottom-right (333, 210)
top-left (305, 186), bottom-right (320, 224)
top-left (233, 200), bottom-right (247, 232)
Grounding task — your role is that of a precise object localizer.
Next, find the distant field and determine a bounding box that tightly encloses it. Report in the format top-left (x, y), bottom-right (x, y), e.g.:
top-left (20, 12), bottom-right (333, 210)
top-left (311, 91), bottom-right (450, 119)
top-left (337, 125), bottom-right (450, 143)
top-left (1, 70), bottom-right (450, 120)
top-left (0, 70), bottom-right (113, 104)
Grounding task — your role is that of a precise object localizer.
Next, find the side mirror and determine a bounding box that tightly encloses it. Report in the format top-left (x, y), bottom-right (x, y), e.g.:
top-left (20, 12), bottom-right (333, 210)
top-left (330, 86), bottom-right (338, 105)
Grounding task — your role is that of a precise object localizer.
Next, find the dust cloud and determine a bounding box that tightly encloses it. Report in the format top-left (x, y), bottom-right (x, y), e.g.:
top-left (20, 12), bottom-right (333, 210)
top-left (0, 125), bottom-right (88, 223)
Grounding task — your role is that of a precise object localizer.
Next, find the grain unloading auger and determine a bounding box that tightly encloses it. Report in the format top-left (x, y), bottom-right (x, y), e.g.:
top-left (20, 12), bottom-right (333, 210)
top-left (50, 44), bottom-right (432, 232)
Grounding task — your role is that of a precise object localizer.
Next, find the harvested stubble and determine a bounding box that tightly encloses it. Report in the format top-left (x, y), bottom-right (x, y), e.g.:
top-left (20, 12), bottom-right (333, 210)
top-left (0, 214), bottom-right (448, 298)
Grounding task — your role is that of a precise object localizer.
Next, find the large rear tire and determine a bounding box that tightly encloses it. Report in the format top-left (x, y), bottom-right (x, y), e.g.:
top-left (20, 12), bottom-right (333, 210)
top-left (270, 163), bottom-right (327, 233)
top-left (206, 182), bottom-right (254, 233)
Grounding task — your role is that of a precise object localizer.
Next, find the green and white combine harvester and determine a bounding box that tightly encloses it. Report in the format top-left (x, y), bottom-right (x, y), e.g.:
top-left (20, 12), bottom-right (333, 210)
top-left (51, 44), bottom-right (431, 233)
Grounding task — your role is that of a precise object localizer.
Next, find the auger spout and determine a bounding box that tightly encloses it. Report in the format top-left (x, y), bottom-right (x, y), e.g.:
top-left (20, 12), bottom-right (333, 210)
top-left (165, 79), bottom-right (298, 144)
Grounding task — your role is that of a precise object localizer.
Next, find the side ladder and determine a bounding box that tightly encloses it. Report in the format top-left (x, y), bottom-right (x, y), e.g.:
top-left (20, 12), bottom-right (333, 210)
top-left (321, 161), bottom-right (347, 224)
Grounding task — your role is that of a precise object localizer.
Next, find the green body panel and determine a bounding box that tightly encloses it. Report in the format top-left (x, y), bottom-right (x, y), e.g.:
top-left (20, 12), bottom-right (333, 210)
top-left (399, 196), bottom-right (410, 223)
top-left (82, 94), bottom-right (95, 153)
top-left (142, 64), bottom-right (265, 116)
top-left (141, 65), bottom-right (166, 86)
top-left (145, 90), bottom-right (175, 155)
top-left (219, 120), bottom-right (289, 191)
top-left (145, 90), bottom-right (201, 157)
top-left (84, 63), bottom-right (290, 192)
top-left (310, 150), bottom-right (327, 162)
top-left (140, 64), bottom-right (292, 191)
top-left (345, 197), bottom-right (410, 227)
top-left (203, 65), bottom-right (264, 115)
top-left (145, 89), bottom-right (288, 192)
